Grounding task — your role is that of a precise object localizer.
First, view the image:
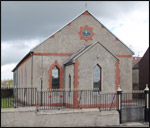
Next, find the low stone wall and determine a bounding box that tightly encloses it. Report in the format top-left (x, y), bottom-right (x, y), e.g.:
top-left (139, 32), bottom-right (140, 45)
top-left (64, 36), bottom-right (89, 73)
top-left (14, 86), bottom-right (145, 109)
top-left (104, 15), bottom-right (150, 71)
top-left (1, 107), bottom-right (119, 127)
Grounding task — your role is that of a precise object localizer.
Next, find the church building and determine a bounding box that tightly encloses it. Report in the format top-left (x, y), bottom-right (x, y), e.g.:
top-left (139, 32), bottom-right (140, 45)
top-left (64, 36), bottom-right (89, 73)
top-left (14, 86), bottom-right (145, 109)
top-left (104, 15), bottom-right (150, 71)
top-left (12, 10), bottom-right (134, 94)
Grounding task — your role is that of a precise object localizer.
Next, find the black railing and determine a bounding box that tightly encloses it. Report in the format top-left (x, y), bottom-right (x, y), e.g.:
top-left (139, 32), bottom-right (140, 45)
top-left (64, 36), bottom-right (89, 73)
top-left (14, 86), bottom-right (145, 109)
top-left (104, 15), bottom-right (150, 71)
top-left (36, 89), bottom-right (117, 111)
top-left (121, 90), bottom-right (145, 123)
top-left (1, 87), bottom-right (37, 108)
top-left (121, 90), bottom-right (145, 108)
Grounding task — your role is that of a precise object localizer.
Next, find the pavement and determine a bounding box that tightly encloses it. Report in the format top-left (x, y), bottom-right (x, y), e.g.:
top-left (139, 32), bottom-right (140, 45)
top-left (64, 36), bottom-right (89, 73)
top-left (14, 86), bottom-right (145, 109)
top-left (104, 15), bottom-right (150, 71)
top-left (107, 122), bottom-right (149, 127)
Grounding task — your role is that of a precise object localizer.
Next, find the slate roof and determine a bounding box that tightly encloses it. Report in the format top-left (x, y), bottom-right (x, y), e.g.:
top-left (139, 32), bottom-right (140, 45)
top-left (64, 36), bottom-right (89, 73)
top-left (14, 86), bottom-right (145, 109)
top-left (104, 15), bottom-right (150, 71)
top-left (132, 57), bottom-right (142, 67)
top-left (64, 41), bottom-right (119, 66)
top-left (132, 57), bottom-right (142, 69)
top-left (63, 45), bottom-right (91, 65)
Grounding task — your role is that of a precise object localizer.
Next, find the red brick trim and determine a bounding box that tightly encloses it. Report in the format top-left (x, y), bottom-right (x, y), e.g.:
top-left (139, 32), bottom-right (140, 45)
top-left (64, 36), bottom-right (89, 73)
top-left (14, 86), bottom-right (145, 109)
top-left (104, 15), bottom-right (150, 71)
top-left (67, 23), bottom-right (71, 26)
top-left (115, 37), bottom-right (119, 41)
top-left (48, 60), bottom-right (63, 90)
top-left (78, 25), bottom-right (95, 42)
top-left (35, 103), bottom-right (63, 107)
top-left (33, 53), bottom-right (72, 56)
top-left (116, 55), bottom-right (132, 58)
top-left (73, 60), bottom-right (79, 108)
top-left (115, 60), bottom-right (120, 91)
top-left (64, 103), bottom-right (74, 108)
top-left (18, 55), bottom-right (31, 69)
top-left (50, 35), bottom-right (55, 38)
top-left (122, 100), bottom-right (132, 103)
top-left (79, 103), bottom-right (117, 109)
top-left (48, 95), bottom-right (52, 98)
top-left (101, 25), bottom-right (104, 29)
top-left (82, 11), bottom-right (90, 15)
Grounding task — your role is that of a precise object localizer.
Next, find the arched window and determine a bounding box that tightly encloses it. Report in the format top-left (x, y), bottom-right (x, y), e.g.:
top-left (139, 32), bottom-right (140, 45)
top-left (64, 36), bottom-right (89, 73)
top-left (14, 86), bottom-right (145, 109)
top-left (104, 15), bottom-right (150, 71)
top-left (48, 60), bottom-right (63, 90)
top-left (93, 65), bottom-right (101, 91)
top-left (52, 66), bottom-right (60, 89)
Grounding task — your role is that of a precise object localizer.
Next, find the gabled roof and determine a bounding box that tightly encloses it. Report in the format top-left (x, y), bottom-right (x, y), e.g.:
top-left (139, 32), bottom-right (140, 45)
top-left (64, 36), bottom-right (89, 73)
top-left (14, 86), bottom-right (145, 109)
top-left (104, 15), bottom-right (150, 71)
top-left (63, 45), bottom-right (91, 65)
top-left (64, 42), bottom-right (119, 66)
top-left (139, 47), bottom-right (149, 65)
top-left (12, 51), bottom-right (33, 72)
top-left (132, 57), bottom-right (142, 67)
top-left (31, 10), bottom-right (134, 54)
top-left (13, 10), bottom-right (134, 71)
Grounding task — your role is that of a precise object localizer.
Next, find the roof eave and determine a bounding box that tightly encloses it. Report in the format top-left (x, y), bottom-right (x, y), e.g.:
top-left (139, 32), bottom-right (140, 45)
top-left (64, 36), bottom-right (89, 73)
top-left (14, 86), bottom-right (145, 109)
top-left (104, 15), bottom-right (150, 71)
top-left (12, 51), bottom-right (33, 72)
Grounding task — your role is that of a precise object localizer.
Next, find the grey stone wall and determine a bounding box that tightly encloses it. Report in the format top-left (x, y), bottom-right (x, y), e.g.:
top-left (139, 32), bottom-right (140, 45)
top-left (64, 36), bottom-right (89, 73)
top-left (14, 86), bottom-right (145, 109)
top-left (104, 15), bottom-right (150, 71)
top-left (16, 56), bottom-right (32, 87)
top-left (78, 43), bottom-right (117, 92)
top-left (1, 107), bottom-right (119, 127)
top-left (64, 64), bottom-right (74, 89)
top-left (33, 55), bottom-right (69, 90)
top-left (119, 57), bottom-right (132, 91)
top-left (34, 13), bottom-right (133, 55)
top-left (15, 11), bottom-right (133, 92)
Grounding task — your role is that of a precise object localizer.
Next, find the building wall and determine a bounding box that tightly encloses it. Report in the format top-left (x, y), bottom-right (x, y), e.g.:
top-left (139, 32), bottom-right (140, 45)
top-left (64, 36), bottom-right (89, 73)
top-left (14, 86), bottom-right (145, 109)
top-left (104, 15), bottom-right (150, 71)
top-left (132, 69), bottom-right (139, 90)
top-left (64, 64), bottom-right (74, 90)
top-left (32, 55), bottom-right (70, 90)
top-left (139, 48), bottom-right (149, 90)
top-left (118, 57), bottom-right (132, 91)
top-left (14, 11), bottom-right (133, 91)
top-left (33, 12), bottom-right (133, 56)
top-left (77, 43), bottom-right (117, 92)
top-left (32, 12), bottom-right (133, 91)
top-left (15, 56), bottom-right (32, 87)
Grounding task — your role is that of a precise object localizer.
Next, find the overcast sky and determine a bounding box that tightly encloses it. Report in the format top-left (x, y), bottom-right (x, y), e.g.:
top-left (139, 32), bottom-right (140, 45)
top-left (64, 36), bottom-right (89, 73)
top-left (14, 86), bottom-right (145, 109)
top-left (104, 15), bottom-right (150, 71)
top-left (1, 1), bottom-right (149, 80)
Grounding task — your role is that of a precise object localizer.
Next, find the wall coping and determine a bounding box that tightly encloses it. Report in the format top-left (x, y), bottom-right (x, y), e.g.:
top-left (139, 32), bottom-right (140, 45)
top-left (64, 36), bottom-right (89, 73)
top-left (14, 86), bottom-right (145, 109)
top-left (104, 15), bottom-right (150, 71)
top-left (36, 109), bottom-right (118, 115)
top-left (1, 107), bottom-right (118, 116)
top-left (1, 107), bottom-right (36, 113)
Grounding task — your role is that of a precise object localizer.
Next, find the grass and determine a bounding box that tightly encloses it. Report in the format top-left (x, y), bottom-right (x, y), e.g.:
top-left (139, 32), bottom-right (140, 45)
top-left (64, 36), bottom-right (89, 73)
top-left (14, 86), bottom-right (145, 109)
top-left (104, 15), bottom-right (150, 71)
top-left (1, 97), bottom-right (15, 108)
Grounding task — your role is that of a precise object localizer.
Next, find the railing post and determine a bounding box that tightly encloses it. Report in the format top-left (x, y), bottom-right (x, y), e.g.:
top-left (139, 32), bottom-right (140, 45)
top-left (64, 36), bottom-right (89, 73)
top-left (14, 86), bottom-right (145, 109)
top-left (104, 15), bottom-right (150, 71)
top-left (144, 84), bottom-right (149, 122)
top-left (117, 85), bottom-right (122, 124)
top-left (40, 78), bottom-right (43, 106)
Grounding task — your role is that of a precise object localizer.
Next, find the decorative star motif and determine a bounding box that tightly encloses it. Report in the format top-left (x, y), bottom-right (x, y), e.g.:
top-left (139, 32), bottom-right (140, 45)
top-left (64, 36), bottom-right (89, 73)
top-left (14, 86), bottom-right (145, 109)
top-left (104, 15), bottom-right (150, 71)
top-left (78, 25), bottom-right (95, 42)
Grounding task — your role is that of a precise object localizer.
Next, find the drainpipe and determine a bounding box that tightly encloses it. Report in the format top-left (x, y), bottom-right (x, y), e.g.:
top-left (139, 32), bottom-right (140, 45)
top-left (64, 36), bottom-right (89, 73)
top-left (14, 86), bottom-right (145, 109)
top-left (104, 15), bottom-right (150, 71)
top-left (62, 65), bottom-right (65, 106)
top-left (17, 69), bottom-right (18, 87)
top-left (30, 52), bottom-right (33, 105)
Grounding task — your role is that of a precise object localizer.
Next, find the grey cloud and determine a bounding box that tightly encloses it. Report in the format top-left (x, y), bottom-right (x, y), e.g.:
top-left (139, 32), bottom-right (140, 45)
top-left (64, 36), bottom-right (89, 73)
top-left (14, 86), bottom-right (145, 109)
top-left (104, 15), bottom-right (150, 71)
top-left (1, 1), bottom-right (148, 66)
top-left (1, 43), bottom-right (30, 65)
top-left (1, 1), bottom-right (85, 41)
top-left (2, 1), bottom-right (148, 42)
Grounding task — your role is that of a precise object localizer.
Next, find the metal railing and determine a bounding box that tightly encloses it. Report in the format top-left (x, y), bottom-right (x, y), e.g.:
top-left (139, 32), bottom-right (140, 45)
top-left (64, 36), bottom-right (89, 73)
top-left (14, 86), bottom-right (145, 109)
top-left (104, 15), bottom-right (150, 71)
top-left (121, 90), bottom-right (145, 108)
top-left (36, 89), bottom-right (117, 111)
top-left (1, 86), bottom-right (37, 108)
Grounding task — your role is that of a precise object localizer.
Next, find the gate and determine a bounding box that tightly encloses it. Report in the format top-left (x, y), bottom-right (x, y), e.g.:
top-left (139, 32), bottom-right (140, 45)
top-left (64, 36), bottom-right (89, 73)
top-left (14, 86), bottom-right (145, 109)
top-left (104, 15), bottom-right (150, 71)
top-left (121, 91), bottom-right (145, 123)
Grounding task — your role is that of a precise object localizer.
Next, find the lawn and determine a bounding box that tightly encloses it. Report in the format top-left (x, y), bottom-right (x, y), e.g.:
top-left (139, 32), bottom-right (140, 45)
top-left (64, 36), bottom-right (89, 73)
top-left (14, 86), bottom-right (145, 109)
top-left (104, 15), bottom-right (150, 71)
top-left (1, 97), bottom-right (15, 108)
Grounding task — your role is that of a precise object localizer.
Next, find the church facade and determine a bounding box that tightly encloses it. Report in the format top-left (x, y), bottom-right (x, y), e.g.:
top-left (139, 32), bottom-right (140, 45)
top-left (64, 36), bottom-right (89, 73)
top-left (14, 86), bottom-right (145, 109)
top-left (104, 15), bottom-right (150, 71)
top-left (12, 11), bottom-right (134, 94)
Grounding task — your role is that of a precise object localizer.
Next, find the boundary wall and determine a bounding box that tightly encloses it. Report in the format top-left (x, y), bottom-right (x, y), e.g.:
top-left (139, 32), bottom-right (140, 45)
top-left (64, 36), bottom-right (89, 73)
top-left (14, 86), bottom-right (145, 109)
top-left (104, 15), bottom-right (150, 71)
top-left (1, 107), bottom-right (119, 127)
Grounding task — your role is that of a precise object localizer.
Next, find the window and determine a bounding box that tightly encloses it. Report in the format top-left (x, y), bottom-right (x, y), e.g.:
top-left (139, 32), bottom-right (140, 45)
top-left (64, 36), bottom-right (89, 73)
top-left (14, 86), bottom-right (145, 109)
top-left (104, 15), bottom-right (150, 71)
top-left (52, 66), bottom-right (59, 89)
top-left (93, 65), bottom-right (101, 91)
